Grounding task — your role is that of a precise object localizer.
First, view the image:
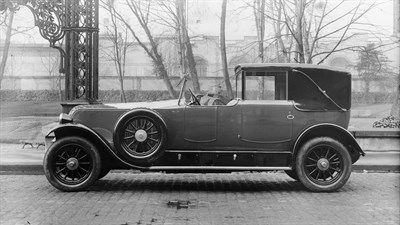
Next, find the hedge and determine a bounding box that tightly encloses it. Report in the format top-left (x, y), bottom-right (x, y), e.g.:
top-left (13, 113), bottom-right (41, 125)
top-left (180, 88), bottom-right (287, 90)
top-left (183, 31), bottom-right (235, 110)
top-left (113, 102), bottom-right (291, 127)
top-left (0, 90), bottom-right (173, 102)
top-left (351, 92), bottom-right (396, 104)
top-left (98, 90), bottom-right (173, 102)
top-left (0, 90), bottom-right (397, 104)
top-left (0, 90), bottom-right (61, 101)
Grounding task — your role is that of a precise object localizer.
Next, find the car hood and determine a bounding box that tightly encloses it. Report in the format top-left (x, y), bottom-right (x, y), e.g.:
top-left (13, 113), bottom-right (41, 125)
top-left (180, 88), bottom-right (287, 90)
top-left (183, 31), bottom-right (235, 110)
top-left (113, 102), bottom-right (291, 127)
top-left (69, 99), bottom-right (180, 116)
top-left (104, 99), bottom-right (179, 109)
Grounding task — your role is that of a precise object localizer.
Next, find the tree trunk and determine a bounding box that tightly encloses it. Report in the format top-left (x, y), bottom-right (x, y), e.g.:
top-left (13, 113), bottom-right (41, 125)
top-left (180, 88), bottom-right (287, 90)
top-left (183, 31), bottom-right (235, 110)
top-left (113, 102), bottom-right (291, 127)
top-left (390, 77), bottom-right (399, 118)
top-left (115, 44), bottom-right (126, 103)
top-left (391, 0), bottom-right (400, 118)
top-left (157, 61), bottom-right (177, 98)
top-left (303, 24), bottom-right (312, 64)
top-left (295, 0), bottom-right (305, 63)
top-left (178, 0), bottom-right (201, 93)
top-left (176, 0), bottom-right (186, 77)
top-left (253, 0), bottom-right (266, 99)
top-left (123, 1), bottom-right (176, 98)
top-left (272, 1), bottom-right (288, 63)
top-left (220, 0), bottom-right (233, 98)
top-left (0, 10), bottom-right (14, 89)
top-left (184, 41), bottom-right (201, 93)
top-left (118, 72), bottom-right (126, 103)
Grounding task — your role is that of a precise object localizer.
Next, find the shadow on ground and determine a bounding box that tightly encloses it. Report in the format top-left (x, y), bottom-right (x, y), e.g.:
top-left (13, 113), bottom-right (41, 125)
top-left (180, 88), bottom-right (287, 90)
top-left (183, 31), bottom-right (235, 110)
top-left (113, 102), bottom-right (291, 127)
top-left (88, 172), bottom-right (341, 193)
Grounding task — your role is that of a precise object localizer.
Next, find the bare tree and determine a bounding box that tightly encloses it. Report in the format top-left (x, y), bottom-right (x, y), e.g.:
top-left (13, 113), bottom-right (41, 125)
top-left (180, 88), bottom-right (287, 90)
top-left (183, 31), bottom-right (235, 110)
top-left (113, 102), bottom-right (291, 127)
top-left (252, 0), bottom-right (266, 99)
top-left (391, 3), bottom-right (400, 118)
top-left (220, 0), bottom-right (233, 98)
top-left (100, 0), bottom-right (134, 103)
top-left (176, 0), bottom-right (200, 93)
top-left (353, 43), bottom-right (394, 94)
top-left (270, 0), bottom-right (291, 62)
top-left (276, 0), bottom-right (377, 64)
top-left (392, 80), bottom-right (400, 118)
top-left (253, 0), bottom-right (266, 63)
top-left (0, 7), bottom-right (15, 89)
top-left (114, 0), bottom-right (177, 98)
top-left (0, 1), bottom-right (35, 89)
top-left (148, 0), bottom-right (202, 93)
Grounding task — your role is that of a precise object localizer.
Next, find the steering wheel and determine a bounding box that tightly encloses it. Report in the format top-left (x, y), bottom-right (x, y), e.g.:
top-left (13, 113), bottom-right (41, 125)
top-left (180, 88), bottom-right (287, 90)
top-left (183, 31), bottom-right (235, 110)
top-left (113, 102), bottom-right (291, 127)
top-left (188, 88), bottom-right (201, 105)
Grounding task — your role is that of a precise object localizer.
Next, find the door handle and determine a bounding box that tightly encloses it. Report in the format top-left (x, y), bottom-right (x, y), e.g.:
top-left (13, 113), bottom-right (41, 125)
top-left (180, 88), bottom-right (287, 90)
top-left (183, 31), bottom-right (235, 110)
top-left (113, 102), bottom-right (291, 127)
top-left (287, 114), bottom-right (294, 120)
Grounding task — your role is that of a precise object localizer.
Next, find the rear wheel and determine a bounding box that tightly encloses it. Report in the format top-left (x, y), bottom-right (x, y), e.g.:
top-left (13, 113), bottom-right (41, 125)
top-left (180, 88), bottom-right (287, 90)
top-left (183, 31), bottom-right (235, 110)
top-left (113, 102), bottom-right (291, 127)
top-left (43, 137), bottom-right (101, 191)
top-left (296, 137), bottom-right (352, 192)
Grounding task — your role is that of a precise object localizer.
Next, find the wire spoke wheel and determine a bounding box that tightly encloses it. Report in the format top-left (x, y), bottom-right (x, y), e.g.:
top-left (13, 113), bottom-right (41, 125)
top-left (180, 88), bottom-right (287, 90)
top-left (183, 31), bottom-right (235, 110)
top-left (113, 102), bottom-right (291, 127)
top-left (296, 137), bottom-right (352, 192)
top-left (53, 144), bottom-right (93, 185)
top-left (304, 145), bottom-right (343, 185)
top-left (44, 137), bottom-right (101, 192)
top-left (114, 110), bottom-right (167, 165)
top-left (121, 116), bottom-right (162, 157)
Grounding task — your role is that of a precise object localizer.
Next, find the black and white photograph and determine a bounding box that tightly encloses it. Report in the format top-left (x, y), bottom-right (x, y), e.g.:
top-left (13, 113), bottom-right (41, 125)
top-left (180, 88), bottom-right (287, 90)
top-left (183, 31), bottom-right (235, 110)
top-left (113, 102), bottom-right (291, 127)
top-left (0, 0), bottom-right (399, 224)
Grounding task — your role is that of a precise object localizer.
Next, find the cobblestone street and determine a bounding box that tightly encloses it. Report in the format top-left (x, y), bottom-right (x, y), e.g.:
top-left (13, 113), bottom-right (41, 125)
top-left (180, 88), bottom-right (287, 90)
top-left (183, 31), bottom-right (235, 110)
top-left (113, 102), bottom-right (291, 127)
top-left (1, 172), bottom-right (399, 225)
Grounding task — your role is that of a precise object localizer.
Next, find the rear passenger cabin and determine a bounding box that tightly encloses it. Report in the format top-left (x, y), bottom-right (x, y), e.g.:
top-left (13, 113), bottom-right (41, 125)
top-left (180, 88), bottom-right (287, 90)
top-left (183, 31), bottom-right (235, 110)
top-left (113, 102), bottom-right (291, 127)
top-left (234, 63), bottom-right (352, 112)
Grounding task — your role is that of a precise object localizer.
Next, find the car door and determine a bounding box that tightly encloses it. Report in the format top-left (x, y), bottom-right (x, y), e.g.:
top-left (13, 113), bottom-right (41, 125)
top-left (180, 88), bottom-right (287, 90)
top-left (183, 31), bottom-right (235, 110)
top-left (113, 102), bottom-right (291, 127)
top-left (240, 101), bottom-right (293, 144)
top-left (184, 106), bottom-right (217, 143)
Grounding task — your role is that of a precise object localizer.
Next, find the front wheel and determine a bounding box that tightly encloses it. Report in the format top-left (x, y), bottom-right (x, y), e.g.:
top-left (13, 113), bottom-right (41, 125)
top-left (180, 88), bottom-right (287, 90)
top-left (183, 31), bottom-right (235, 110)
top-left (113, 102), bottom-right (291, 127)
top-left (43, 137), bottom-right (101, 191)
top-left (296, 137), bottom-right (352, 192)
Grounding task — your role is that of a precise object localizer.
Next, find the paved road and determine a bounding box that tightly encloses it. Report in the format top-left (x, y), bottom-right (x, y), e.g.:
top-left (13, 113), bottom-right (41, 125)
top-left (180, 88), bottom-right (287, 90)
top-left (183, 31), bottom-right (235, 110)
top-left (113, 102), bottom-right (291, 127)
top-left (1, 172), bottom-right (399, 225)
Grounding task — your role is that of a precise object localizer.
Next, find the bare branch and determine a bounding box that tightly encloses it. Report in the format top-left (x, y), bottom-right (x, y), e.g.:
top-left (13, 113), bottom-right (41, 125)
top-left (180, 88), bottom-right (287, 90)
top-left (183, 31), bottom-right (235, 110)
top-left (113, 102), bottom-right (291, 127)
top-left (317, 1), bottom-right (369, 64)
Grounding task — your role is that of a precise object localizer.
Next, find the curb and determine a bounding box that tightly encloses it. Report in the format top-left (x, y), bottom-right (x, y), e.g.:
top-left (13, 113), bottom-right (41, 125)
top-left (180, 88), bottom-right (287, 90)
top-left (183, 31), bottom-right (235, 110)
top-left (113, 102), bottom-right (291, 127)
top-left (0, 164), bottom-right (44, 175)
top-left (352, 165), bottom-right (400, 173)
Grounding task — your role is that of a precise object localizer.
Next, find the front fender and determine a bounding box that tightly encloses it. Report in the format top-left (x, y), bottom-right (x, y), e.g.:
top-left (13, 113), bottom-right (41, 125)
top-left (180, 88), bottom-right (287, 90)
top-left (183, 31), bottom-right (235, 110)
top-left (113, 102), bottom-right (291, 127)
top-left (45, 123), bottom-right (147, 170)
top-left (292, 123), bottom-right (365, 164)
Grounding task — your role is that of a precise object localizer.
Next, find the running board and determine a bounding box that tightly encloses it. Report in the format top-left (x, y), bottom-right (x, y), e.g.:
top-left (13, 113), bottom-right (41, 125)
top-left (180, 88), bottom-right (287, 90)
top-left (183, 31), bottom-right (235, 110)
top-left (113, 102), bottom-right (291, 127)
top-left (147, 166), bottom-right (291, 171)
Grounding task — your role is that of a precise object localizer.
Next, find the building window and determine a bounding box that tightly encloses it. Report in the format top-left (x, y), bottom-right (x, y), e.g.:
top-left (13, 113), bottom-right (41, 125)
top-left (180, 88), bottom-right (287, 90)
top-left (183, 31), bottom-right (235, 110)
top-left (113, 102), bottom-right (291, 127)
top-left (194, 56), bottom-right (208, 77)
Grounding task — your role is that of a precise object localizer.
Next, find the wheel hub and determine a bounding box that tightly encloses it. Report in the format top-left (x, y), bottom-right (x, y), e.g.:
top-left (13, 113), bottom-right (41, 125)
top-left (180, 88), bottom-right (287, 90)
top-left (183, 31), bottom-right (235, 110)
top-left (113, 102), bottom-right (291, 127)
top-left (135, 129), bottom-right (148, 142)
top-left (66, 158), bottom-right (79, 170)
top-left (317, 158), bottom-right (330, 171)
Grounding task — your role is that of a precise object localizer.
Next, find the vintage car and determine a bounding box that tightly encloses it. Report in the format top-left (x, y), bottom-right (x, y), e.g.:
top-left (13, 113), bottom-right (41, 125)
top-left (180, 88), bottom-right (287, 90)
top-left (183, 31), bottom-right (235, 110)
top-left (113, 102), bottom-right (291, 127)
top-left (44, 63), bottom-right (365, 192)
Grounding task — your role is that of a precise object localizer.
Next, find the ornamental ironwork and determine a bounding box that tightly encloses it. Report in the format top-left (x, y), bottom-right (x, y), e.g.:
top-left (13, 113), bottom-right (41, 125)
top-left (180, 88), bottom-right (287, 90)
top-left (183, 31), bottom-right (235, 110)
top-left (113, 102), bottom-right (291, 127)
top-left (64, 0), bottom-right (99, 101)
top-left (1, 0), bottom-right (99, 102)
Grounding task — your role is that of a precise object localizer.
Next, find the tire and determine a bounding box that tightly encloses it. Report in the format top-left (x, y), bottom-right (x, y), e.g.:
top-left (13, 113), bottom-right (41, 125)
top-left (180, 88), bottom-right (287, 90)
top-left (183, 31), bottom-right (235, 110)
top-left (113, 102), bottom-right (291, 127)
top-left (296, 137), bottom-right (352, 192)
top-left (113, 109), bottom-right (167, 166)
top-left (284, 170), bottom-right (299, 181)
top-left (43, 136), bottom-right (102, 192)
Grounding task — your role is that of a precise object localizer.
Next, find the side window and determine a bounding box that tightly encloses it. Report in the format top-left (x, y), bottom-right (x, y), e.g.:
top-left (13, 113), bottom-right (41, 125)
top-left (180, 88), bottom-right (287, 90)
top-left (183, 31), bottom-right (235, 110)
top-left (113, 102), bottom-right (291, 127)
top-left (244, 71), bottom-right (287, 100)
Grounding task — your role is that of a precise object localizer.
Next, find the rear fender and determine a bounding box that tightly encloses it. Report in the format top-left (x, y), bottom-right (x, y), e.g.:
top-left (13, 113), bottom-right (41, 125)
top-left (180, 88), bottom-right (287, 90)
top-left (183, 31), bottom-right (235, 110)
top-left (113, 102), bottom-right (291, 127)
top-left (291, 123), bottom-right (365, 165)
top-left (45, 124), bottom-right (146, 170)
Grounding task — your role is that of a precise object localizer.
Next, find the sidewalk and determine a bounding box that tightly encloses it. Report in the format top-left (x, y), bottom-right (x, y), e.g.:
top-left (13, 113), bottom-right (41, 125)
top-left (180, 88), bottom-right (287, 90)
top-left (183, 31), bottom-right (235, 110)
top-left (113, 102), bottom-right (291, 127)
top-left (0, 143), bottom-right (399, 174)
top-left (0, 143), bottom-right (46, 174)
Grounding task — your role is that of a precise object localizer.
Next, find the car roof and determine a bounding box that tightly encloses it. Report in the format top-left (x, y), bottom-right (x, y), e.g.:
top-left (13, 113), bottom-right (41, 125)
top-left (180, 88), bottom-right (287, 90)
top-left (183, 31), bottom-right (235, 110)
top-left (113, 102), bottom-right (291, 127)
top-left (235, 63), bottom-right (350, 75)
